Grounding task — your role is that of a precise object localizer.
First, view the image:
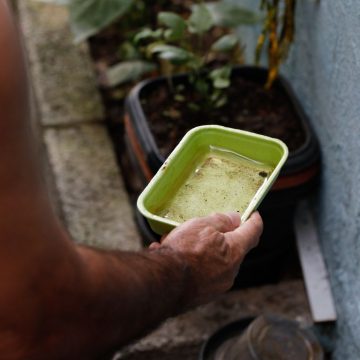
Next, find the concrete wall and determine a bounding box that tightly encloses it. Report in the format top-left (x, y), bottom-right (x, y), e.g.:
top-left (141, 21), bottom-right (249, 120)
top-left (284, 1), bottom-right (360, 358)
top-left (233, 0), bottom-right (360, 356)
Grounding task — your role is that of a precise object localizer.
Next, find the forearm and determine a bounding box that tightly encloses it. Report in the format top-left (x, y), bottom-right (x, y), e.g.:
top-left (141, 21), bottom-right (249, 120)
top-left (35, 243), bottom-right (190, 360)
top-left (72, 245), bottom-right (189, 357)
top-left (0, 236), bottom-right (190, 359)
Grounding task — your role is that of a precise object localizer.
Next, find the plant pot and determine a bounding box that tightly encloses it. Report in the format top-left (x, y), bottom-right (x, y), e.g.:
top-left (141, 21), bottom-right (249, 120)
top-left (123, 65), bottom-right (321, 286)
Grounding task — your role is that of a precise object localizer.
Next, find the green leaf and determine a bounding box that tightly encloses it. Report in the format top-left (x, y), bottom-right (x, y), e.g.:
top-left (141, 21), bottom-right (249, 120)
top-left (134, 28), bottom-right (163, 44)
top-left (174, 94), bottom-right (186, 102)
top-left (194, 78), bottom-right (209, 96)
top-left (211, 34), bottom-right (239, 52)
top-left (163, 29), bottom-right (174, 41)
top-left (185, 56), bottom-right (203, 71)
top-left (209, 66), bottom-right (232, 89)
top-left (188, 102), bottom-right (201, 111)
top-left (204, 2), bottom-right (260, 27)
top-left (118, 41), bottom-right (140, 60)
top-left (149, 45), bottom-right (193, 65)
top-left (105, 60), bottom-right (156, 87)
top-left (212, 77), bottom-right (230, 89)
top-left (68, 0), bottom-right (134, 42)
top-left (188, 4), bottom-right (214, 34)
top-left (158, 12), bottom-right (187, 41)
top-left (214, 95), bottom-right (228, 108)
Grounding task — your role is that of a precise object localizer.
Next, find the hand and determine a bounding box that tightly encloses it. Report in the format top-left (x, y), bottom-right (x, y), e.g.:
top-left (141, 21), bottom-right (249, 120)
top-left (149, 212), bottom-right (263, 307)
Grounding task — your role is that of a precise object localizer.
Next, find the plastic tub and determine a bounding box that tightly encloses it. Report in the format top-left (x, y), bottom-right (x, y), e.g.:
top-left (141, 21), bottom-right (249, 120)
top-left (137, 125), bottom-right (288, 235)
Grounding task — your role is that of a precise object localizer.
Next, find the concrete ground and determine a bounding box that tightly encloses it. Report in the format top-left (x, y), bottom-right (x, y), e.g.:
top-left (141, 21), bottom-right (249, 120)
top-left (16, 1), bottom-right (312, 359)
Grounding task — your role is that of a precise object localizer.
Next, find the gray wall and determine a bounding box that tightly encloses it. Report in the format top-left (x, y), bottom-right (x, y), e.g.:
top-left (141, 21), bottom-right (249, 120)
top-left (285, 1), bottom-right (360, 358)
top-left (235, 0), bottom-right (360, 357)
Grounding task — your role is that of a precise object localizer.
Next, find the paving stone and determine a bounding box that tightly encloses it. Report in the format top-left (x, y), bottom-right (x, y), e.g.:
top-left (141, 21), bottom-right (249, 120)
top-left (18, 0), bottom-right (104, 126)
top-left (44, 124), bottom-right (141, 251)
top-left (114, 280), bottom-right (311, 360)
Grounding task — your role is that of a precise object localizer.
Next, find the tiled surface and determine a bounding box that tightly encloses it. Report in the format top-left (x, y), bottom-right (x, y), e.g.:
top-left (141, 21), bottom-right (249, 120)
top-left (44, 125), bottom-right (141, 250)
top-left (18, 0), bottom-right (103, 126)
top-left (18, 0), bottom-right (141, 250)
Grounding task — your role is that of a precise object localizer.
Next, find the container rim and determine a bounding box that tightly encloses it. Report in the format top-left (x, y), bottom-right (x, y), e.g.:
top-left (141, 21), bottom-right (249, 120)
top-left (137, 125), bottom-right (289, 230)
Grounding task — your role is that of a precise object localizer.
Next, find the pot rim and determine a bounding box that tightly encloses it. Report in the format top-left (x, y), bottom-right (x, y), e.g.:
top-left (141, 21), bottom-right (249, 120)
top-left (125, 65), bottom-right (321, 177)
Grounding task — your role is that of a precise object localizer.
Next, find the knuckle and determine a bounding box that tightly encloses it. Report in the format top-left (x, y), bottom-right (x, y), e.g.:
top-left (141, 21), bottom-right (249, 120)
top-left (211, 212), bottom-right (229, 224)
top-left (199, 225), bottom-right (216, 238)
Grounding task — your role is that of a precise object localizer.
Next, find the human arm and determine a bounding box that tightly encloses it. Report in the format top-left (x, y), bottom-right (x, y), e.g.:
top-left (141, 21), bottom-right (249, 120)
top-left (75, 211), bottom-right (262, 358)
top-left (0, 1), bottom-right (262, 359)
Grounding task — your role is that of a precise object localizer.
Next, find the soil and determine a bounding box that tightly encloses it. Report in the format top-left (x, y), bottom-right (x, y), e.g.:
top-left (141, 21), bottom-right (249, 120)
top-left (141, 75), bottom-right (306, 158)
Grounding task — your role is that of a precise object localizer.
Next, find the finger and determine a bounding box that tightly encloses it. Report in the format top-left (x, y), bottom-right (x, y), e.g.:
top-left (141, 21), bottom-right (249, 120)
top-left (203, 212), bottom-right (241, 233)
top-left (224, 212), bottom-right (241, 228)
top-left (225, 212), bottom-right (263, 258)
top-left (149, 242), bottom-right (161, 250)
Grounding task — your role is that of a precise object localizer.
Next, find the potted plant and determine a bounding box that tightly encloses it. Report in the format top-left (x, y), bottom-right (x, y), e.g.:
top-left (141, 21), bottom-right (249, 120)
top-left (123, 0), bottom-right (320, 287)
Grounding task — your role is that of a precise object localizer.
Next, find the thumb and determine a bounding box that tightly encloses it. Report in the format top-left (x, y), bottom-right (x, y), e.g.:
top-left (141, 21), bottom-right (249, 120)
top-left (225, 212), bottom-right (263, 260)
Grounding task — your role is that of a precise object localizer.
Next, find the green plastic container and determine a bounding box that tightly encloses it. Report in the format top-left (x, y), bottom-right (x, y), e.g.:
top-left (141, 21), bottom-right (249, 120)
top-left (137, 125), bottom-right (288, 235)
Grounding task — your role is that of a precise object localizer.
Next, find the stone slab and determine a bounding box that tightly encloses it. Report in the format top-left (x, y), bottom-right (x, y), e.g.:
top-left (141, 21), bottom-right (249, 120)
top-left (114, 280), bottom-right (311, 360)
top-left (18, 0), bottom-right (104, 126)
top-left (44, 124), bottom-right (141, 251)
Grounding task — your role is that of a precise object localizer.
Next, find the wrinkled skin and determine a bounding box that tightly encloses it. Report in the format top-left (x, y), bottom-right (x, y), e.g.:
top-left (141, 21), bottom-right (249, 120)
top-left (0, 1), bottom-right (263, 359)
top-left (150, 212), bottom-right (262, 306)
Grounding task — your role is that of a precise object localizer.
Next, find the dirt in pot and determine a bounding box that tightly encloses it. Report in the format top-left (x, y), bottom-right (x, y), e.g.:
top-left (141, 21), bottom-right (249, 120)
top-left (141, 76), bottom-right (306, 157)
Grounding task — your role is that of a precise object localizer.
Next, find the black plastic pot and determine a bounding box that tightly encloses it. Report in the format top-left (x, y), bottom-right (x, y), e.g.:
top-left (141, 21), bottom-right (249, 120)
top-left (125, 66), bottom-right (320, 186)
top-left (123, 66), bottom-right (321, 286)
